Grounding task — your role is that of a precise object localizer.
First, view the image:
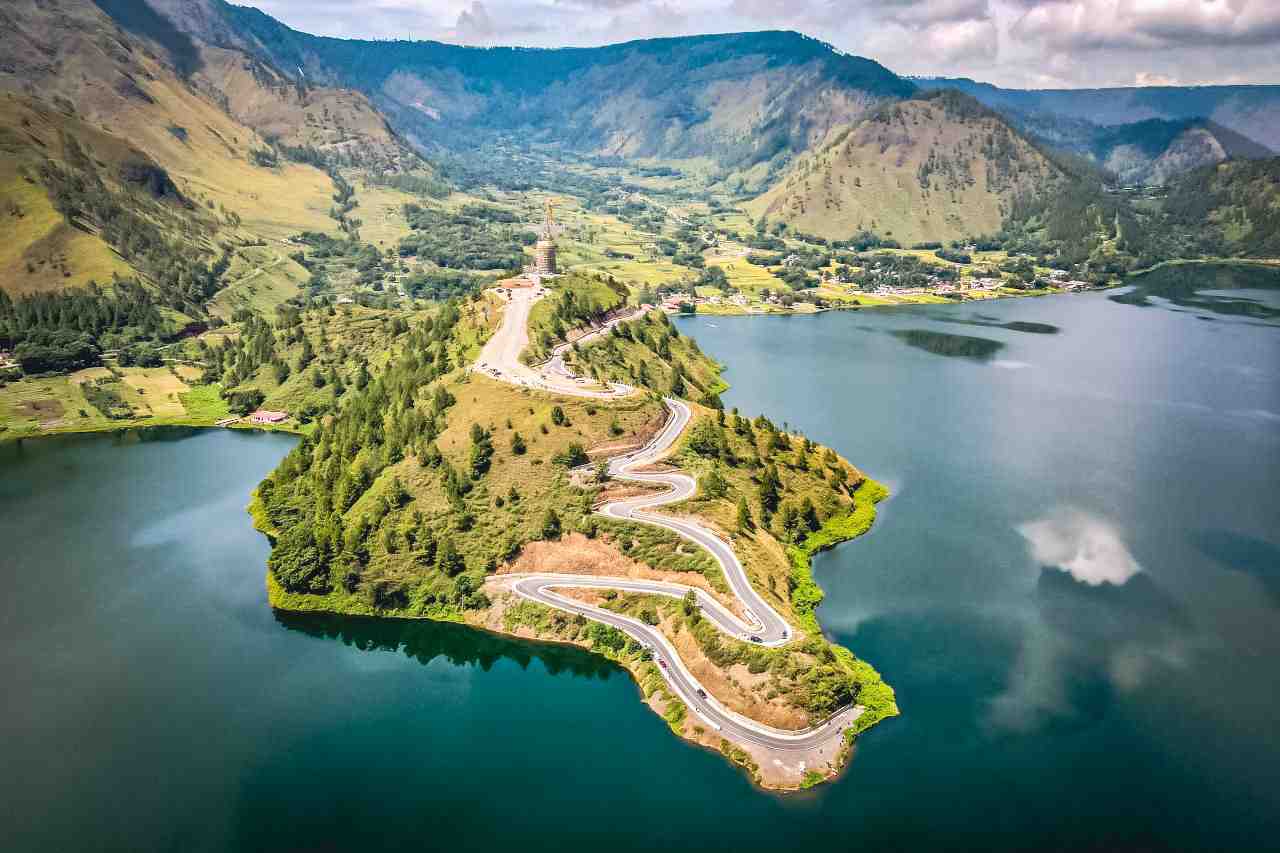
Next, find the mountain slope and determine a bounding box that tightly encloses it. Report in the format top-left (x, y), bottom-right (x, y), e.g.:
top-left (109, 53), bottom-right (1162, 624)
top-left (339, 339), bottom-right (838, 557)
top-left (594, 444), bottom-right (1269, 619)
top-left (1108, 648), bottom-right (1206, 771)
top-left (147, 1), bottom-right (915, 183)
top-left (1157, 157), bottom-right (1280, 258)
top-left (1090, 119), bottom-right (1273, 186)
top-left (0, 0), bottom-right (435, 306)
top-left (191, 45), bottom-right (418, 171)
top-left (747, 90), bottom-right (1065, 244)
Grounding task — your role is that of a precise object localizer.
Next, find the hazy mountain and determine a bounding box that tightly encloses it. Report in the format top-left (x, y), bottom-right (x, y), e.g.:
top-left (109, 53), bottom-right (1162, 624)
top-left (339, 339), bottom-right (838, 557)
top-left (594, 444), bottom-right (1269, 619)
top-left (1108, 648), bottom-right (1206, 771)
top-left (747, 90), bottom-right (1066, 245)
top-left (1087, 119), bottom-right (1273, 186)
top-left (915, 77), bottom-right (1280, 155)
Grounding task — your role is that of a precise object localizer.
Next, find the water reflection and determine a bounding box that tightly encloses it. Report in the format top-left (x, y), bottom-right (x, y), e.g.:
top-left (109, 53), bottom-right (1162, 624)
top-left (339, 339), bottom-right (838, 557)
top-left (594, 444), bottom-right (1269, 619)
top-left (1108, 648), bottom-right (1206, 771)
top-left (989, 570), bottom-right (1192, 734)
top-left (889, 329), bottom-right (1005, 361)
top-left (1112, 263), bottom-right (1280, 321)
top-left (1191, 529), bottom-right (1280, 606)
top-left (940, 317), bottom-right (1060, 334)
top-left (273, 610), bottom-right (622, 680)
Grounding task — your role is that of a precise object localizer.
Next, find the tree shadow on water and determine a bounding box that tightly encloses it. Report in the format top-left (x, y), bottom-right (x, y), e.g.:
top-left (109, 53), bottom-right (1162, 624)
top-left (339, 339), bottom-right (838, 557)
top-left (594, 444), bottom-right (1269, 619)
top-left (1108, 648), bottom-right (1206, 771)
top-left (273, 610), bottom-right (622, 680)
top-left (1190, 529), bottom-right (1280, 606)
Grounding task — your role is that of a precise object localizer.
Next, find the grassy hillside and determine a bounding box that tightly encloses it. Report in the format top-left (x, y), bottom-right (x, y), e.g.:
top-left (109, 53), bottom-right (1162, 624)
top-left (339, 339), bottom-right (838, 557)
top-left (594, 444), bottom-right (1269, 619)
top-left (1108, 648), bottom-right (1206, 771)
top-left (192, 45), bottom-right (420, 172)
top-left (0, 94), bottom-right (141, 296)
top-left (148, 3), bottom-right (915, 188)
top-left (748, 90), bottom-right (1064, 245)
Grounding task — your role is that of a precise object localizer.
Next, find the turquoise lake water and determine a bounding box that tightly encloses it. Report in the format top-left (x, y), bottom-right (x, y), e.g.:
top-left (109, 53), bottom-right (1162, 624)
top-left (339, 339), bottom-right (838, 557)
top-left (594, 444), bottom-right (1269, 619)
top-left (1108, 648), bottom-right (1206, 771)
top-left (3, 271), bottom-right (1278, 851)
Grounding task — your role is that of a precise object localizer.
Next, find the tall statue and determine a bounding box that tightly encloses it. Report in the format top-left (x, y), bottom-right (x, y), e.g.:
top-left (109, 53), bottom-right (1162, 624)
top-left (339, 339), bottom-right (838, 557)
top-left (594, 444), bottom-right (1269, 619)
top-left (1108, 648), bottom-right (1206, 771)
top-left (535, 197), bottom-right (558, 275)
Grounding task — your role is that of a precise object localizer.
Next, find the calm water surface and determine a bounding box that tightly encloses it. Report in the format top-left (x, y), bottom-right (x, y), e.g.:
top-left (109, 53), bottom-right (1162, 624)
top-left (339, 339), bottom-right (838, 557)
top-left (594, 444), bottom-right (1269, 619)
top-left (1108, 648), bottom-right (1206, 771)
top-left (3, 278), bottom-right (1279, 851)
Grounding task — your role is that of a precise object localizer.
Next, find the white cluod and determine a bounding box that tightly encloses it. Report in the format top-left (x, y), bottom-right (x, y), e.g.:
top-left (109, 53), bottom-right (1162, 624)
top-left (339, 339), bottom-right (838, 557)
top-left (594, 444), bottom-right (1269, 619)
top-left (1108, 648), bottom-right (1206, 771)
top-left (1017, 508), bottom-right (1141, 586)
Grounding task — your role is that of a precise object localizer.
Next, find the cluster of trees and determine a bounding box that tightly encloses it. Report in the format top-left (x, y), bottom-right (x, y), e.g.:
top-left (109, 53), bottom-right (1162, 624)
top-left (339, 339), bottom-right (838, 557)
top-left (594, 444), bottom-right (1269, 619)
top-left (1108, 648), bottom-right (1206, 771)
top-left (0, 282), bottom-right (172, 374)
top-left (40, 147), bottom-right (227, 318)
top-left (682, 408), bottom-right (854, 541)
top-left (257, 302), bottom-right (469, 603)
top-left (397, 202), bottom-right (530, 270)
top-left (572, 309), bottom-right (721, 406)
top-left (363, 169), bottom-right (452, 200)
top-left (292, 231), bottom-right (390, 289)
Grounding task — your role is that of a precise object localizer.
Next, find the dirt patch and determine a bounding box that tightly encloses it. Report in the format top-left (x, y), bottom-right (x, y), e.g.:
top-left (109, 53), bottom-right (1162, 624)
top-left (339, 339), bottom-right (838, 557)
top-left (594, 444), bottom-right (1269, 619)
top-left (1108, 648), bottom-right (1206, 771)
top-left (667, 616), bottom-right (810, 730)
top-left (587, 409), bottom-right (666, 458)
top-left (500, 531), bottom-right (738, 613)
top-left (16, 398), bottom-right (64, 425)
top-left (593, 481), bottom-right (665, 503)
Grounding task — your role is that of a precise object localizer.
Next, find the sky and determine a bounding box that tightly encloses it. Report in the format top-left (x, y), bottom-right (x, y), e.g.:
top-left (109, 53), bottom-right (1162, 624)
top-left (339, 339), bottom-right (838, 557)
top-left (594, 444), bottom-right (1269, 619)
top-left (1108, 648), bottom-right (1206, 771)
top-left (242, 0), bottom-right (1280, 89)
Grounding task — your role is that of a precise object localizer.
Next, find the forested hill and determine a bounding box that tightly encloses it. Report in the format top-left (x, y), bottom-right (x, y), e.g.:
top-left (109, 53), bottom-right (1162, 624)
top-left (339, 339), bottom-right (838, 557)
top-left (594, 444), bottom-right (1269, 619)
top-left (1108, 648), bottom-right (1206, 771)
top-left (1157, 157), bottom-right (1280, 258)
top-left (142, 1), bottom-right (914, 181)
top-left (748, 90), bottom-right (1066, 245)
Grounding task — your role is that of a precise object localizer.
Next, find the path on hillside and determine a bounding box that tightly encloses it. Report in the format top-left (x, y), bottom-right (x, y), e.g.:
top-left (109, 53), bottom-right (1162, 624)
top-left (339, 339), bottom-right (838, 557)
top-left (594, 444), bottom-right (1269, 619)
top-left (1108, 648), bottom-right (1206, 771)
top-left (473, 286), bottom-right (637, 398)
top-left (478, 287), bottom-right (860, 753)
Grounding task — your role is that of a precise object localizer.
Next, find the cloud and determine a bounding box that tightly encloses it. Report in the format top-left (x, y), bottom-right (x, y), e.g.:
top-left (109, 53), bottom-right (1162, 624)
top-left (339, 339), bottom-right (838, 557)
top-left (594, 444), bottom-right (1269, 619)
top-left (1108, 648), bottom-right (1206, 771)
top-left (455, 1), bottom-right (497, 42)
top-left (1017, 508), bottom-right (1142, 586)
top-left (882, 0), bottom-right (991, 27)
top-left (244, 0), bottom-right (1280, 87)
top-left (1009, 0), bottom-right (1280, 52)
top-left (1134, 70), bottom-right (1181, 86)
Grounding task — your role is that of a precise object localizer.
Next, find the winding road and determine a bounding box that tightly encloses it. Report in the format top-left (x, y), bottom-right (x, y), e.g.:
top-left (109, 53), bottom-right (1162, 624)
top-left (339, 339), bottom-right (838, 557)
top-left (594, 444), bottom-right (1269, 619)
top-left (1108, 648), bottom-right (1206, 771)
top-left (480, 286), bottom-right (860, 752)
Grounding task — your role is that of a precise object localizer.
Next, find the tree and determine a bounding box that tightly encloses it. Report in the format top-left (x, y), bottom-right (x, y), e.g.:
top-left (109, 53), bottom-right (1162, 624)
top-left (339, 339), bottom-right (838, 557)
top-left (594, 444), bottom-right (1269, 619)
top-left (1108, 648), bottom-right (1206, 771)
top-left (701, 466), bottom-right (728, 499)
top-left (779, 502), bottom-right (802, 542)
top-left (553, 443), bottom-right (589, 467)
top-left (800, 496), bottom-right (820, 532)
top-left (438, 536), bottom-right (465, 576)
top-left (681, 589), bottom-right (699, 620)
top-left (510, 432), bottom-right (527, 455)
top-left (540, 508), bottom-right (562, 540)
top-left (594, 460), bottom-right (610, 483)
top-left (550, 405), bottom-right (568, 426)
top-left (469, 424), bottom-right (493, 477)
top-left (736, 496), bottom-right (753, 532)
top-left (224, 388), bottom-right (265, 415)
top-left (669, 366), bottom-right (686, 397)
top-left (757, 464), bottom-right (781, 516)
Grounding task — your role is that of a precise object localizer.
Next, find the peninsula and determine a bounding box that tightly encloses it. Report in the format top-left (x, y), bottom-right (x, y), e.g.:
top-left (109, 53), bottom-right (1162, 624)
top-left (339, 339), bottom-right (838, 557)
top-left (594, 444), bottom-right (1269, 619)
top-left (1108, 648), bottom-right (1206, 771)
top-left (254, 267), bottom-right (896, 789)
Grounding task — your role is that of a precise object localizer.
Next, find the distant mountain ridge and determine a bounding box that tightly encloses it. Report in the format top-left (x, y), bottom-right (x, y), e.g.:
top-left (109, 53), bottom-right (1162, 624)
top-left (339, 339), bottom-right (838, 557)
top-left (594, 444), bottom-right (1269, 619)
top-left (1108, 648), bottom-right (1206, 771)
top-left (915, 77), bottom-right (1280, 151)
top-left (143, 1), bottom-right (915, 183)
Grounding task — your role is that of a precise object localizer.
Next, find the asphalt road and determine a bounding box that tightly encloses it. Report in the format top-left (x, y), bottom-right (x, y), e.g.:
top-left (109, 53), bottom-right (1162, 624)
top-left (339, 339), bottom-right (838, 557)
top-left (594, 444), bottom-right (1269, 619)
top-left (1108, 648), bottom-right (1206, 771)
top-left (473, 287), bottom-right (635, 398)
top-left (478, 287), bottom-right (859, 749)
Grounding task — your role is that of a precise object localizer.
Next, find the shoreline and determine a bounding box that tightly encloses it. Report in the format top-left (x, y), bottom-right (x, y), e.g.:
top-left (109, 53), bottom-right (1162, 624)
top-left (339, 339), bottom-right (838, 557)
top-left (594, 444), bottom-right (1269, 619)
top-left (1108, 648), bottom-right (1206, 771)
top-left (0, 416), bottom-right (303, 446)
top-left (256, 475), bottom-right (895, 791)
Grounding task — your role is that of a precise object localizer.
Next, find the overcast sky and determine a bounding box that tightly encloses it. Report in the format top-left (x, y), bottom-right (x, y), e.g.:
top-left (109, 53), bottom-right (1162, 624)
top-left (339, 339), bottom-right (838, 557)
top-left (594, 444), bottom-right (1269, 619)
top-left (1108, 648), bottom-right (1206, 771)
top-left (242, 0), bottom-right (1280, 89)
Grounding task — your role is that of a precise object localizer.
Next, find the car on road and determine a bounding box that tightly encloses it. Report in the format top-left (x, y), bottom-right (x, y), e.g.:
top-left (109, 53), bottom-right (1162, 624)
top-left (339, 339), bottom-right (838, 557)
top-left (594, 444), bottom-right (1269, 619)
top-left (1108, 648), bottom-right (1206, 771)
top-left (658, 659), bottom-right (668, 669)
top-left (749, 635), bottom-right (762, 643)
top-left (696, 688), bottom-right (707, 699)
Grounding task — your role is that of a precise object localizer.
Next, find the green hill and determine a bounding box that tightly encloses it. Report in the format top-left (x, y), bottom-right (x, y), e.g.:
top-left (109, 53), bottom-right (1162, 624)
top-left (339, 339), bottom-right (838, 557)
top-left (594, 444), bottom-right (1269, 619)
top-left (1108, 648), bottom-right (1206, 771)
top-left (747, 90), bottom-right (1066, 245)
top-left (141, 2), bottom-right (916, 187)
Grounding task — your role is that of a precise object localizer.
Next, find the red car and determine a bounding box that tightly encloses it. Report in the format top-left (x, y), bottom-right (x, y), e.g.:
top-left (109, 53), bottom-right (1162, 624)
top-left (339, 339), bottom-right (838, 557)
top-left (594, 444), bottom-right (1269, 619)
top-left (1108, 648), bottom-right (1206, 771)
top-left (658, 659), bottom-right (668, 669)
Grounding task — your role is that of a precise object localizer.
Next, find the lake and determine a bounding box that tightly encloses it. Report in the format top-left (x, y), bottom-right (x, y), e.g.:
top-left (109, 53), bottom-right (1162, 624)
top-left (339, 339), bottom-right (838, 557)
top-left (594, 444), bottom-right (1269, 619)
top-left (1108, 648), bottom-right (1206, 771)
top-left (3, 272), bottom-right (1279, 851)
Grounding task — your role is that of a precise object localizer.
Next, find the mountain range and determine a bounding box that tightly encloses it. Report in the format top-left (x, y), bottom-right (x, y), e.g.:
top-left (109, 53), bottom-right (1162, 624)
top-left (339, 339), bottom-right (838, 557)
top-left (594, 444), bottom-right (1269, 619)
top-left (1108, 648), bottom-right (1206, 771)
top-left (1, 0), bottom-right (1277, 311)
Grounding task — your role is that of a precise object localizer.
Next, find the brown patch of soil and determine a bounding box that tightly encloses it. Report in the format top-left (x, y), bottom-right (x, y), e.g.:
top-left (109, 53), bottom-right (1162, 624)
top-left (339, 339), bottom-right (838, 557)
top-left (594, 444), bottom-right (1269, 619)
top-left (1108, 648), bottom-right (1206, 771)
top-left (667, 616), bottom-right (810, 730)
top-left (593, 481), bottom-right (665, 503)
top-left (500, 532), bottom-right (731, 605)
top-left (587, 409), bottom-right (667, 458)
top-left (17, 398), bottom-right (64, 425)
